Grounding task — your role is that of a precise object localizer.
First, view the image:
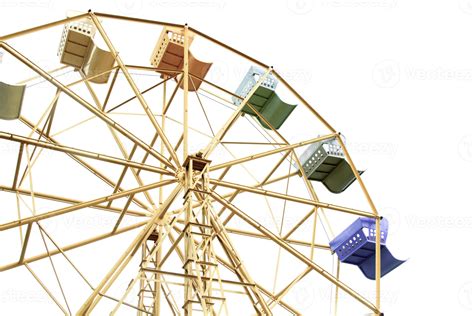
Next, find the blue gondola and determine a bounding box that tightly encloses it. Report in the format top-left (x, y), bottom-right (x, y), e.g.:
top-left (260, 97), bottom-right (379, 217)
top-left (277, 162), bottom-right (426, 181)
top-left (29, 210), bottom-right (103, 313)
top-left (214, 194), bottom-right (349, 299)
top-left (330, 217), bottom-right (405, 279)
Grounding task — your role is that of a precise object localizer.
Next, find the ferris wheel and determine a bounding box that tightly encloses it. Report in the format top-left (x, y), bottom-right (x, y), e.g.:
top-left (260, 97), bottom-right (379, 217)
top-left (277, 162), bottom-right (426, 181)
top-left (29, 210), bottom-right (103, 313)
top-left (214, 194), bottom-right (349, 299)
top-left (0, 11), bottom-right (404, 316)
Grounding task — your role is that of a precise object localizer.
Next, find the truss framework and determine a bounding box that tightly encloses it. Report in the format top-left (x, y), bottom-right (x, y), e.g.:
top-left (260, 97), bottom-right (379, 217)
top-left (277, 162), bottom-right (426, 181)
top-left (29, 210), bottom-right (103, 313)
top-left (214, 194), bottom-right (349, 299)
top-left (0, 11), bottom-right (384, 316)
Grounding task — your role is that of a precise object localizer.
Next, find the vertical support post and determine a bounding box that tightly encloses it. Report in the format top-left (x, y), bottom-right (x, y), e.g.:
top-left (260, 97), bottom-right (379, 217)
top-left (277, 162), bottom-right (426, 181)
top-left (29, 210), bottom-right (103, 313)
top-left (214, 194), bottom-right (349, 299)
top-left (333, 259), bottom-right (340, 316)
top-left (154, 226), bottom-right (163, 315)
top-left (375, 217), bottom-right (381, 314)
top-left (335, 134), bottom-right (381, 314)
top-left (184, 158), bottom-right (193, 316)
top-left (201, 163), bottom-right (211, 306)
top-left (181, 156), bottom-right (217, 315)
top-left (183, 24), bottom-right (190, 160)
top-left (155, 78), bottom-right (167, 316)
top-left (160, 80), bottom-right (167, 207)
top-left (137, 244), bottom-right (146, 316)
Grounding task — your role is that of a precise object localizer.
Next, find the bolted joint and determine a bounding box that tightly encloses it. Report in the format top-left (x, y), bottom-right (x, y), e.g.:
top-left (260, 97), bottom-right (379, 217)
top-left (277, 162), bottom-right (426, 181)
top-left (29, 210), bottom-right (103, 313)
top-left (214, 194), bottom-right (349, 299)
top-left (176, 168), bottom-right (186, 185)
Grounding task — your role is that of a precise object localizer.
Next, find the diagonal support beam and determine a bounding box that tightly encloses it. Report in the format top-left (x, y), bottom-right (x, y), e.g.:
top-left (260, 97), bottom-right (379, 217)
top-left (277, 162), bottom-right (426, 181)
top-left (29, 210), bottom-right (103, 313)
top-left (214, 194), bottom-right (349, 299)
top-left (209, 210), bottom-right (273, 315)
top-left (12, 143), bottom-right (24, 189)
top-left (201, 67), bottom-right (273, 158)
top-left (19, 116), bottom-right (149, 210)
top-left (95, 12), bottom-right (183, 28)
top-left (224, 227), bottom-right (330, 250)
top-left (89, 12), bottom-right (181, 169)
top-left (210, 133), bottom-right (337, 171)
top-left (0, 179), bottom-right (176, 232)
top-left (81, 73), bottom-right (159, 209)
top-left (1, 42), bottom-right (175, 171)
top-left (0, 221), bottom-right (148, 272)
top-left (102, 68), bottom-right (120, 112)
top-left (106, 75), bottom-right (177, 113)
top-left (24, 263), bottom-right (69, 314)
top-left (210, 179), bottom-right (376, 218)
top-left (18, 223), bottom-right (33, 263)
top-left (0, 14), bottom-right (88, 41)
top-left (77, 184), bottom-right (183, 314)
top-left (210, 191), bottom-right (380, 314)
top-left (185, 27), bottom-right (337, 134)
top-left (0, 132), bottom-right (172, 176)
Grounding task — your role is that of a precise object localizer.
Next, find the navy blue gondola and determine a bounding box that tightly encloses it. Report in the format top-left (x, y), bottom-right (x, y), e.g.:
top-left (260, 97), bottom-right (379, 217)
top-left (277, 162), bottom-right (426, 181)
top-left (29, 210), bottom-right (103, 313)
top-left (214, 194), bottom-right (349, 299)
top-left (329, 217), bottom-right (405, 279)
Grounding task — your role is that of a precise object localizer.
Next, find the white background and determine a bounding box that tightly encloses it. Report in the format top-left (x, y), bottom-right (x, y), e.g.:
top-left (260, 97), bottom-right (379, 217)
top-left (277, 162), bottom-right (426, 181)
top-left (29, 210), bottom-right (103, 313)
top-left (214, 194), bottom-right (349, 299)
top-left (0, 0), bottom-right (473, 315)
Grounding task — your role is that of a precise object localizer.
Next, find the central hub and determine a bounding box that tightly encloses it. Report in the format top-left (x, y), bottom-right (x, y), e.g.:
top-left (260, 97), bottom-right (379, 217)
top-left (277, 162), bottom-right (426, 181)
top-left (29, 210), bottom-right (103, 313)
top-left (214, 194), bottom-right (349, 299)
top-left (182, 154), bottom-right (212, 172)
top-left (178, 154), bottom-right (212, 189)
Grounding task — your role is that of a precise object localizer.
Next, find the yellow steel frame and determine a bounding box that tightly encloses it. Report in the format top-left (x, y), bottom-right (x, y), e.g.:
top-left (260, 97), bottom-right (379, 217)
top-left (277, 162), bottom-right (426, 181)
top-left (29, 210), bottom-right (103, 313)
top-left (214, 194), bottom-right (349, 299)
top-left (0, 11), bottom-right (384, 316)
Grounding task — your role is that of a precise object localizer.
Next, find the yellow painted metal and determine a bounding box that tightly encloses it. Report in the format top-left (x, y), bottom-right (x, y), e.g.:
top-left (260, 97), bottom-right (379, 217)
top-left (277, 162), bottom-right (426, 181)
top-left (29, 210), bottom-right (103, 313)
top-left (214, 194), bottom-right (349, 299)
top-left (0, 13), bottom-right (387, 316)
